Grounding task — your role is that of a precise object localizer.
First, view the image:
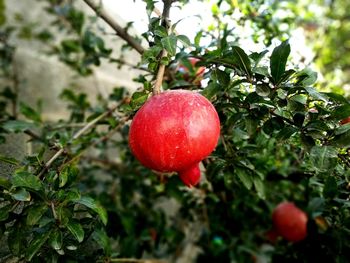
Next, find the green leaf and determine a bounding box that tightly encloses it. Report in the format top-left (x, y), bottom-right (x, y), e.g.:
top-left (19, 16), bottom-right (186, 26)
top-left (253, 177), bottom-right (265, 199)
top-left (289, 94), bottom-right (307, 105)
top-left (309, 146), bottom-right (338, 174)
top-left (214, 69), bottom-right (230, 87)
top-left (56, 206), bottom-right (71, 225)
top-left (323, 176), bottom-right (338, 199)
top-left (230, 46), bottom-right (252, 78)
top-left (130, 91), bottom-right (149, 110)
top-left (323, 92), bottom-right (349, 104)
top-left (27, 204), bottom-right (48, 225)
top-left (3, 120), bottom-right (36, 132)
top-left (142, 45), bottom-right (162, 63)
top-left (270, 40), bottom-right (291, 84)
top-left (256, 84), bottom-right (270, 97)
top-left (253, 66), bottom-right (270, 77)
top-left (26, 230), bottom-right (52, 261)
top-left (304, 86), bottom-right (328, 102)
top-left (0, 155), bottom-right (19, 165)
top-left (295, 68), bottom-right (318, 86)
top-left (66, 220), bottom-right (84, 243)
top-left (59, 189), bottom-right (81, 203)
top-left (202, 82), bottom-right (220, 100)
top-left (61, 39), bottom-right (80, 53)
top-left (19, 102), bottom-right (42, 122)
top-left (8, 224), bottom-right (24, 255)
top-left (335, 123), bottom-right (350, 135)
top-left (305, 120), bottom-right (329, 133)
top-left (73, 196), bottom-right (108, 225)
top-left (92, 228), bottom-right (111, 255)
top-left (194, 31), bottom-right (202, 46)
top-left (10, 188), bottom-right (31, 201)
top-left (278, 69), bottom-right (295, 84)
top-left (177, 35), bottom-right (191, 47)
top-left (154, 27), bottom-right (167, 38)
top-left (263, 117), bottom-right (285, 134)
top-left (161, 34), bottom-right (177, 56)
top-left (235, 167), bottom-right (253, 190)
top-left (59, 164), bottom-right (79, 188)
top-left (0, 204), bottom-right (11, 221)
top-left (330, 129), bottom-right (350, 147)
top-left (332, 104), bottom-right (350, 120)
top-left (276, 126), bottom-right (299, 140)
top-left (49, 229), bottom-right (63, 250)
top-left (293, 112), bottom-right (305, 127)
top-left (249, 50), bottom-right (268, 67)
top-left (0, 177), bottom-right (11, 189)
top-left (11, 170), bottom-right (43, 192)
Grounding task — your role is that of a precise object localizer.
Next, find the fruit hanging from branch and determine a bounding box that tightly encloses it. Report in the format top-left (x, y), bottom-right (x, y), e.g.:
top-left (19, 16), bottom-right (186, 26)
top-left (272, 201), bottom-right (308, 242)
top-left (129, 90), bottom-right (220, 187)
top-left (177, 57), bottom-right (206, 86)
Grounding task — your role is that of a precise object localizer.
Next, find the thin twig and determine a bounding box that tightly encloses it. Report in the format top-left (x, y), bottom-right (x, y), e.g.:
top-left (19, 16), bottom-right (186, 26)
top-left (111, 58), bottom-right (152, 73)
top-left (60, 116), bottom-right (129, 169)
top-left (47, 123), bottom-right (90, 130)
top-left (38, 148), bottom-right (65, 178)
top-left (82, 0), bottom-right (145, 55)
top-left (24, 129), bottom-right (43, 141)
top-left (37, 104), bottom-right (119, 178)
top-left (338, 154), bottom-right (350, 169)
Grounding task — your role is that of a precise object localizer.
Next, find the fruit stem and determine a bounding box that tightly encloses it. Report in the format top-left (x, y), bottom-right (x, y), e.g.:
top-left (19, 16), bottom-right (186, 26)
top-left (152, 0), bottom-right (174, 95)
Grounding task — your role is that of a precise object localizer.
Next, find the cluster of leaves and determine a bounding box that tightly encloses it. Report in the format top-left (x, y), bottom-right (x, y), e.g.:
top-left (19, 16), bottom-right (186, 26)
top-left (1, 0), bottom-right (350, 262)
top-left (209, 0), bottom-right (299, 46)
top-left (193, 39), bottom-right (350, 262)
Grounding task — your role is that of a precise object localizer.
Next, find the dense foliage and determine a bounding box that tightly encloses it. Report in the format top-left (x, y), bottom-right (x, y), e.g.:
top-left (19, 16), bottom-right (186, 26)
top-left (0, 0), bottom-right (350, 262)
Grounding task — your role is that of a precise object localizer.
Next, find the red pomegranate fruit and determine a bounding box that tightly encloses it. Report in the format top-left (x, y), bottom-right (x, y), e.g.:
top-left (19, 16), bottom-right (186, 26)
top-left (340, 116), bottom-right (350, 125)
top-left (129, 90), bottom-right (220, 187)
top-left (272, 201), bottom-right (308, 242)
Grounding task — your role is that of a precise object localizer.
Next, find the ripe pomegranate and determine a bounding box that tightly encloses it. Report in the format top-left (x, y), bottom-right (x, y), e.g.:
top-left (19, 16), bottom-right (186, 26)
top-left (177, 58), bottom-right (205, 85)
top-left (129, 90), bottom-right (220, 187)
top-left (340, 116), bottom-right (350, 125)
top-left (272, 202), bottom-right (308, 242)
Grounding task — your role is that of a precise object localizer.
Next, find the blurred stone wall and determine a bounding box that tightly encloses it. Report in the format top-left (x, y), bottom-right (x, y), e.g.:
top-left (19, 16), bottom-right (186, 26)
top-left (5, 0), bottom-right (142, 120)
top-left (0, 0), bottom-right (143, 172)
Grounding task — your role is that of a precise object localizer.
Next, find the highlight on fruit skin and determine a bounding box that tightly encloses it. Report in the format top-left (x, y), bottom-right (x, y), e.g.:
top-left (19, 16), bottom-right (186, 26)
top-left (128, 89), bottom-right (220, 187)
top-left (272, 201), bottom-right (308, 242)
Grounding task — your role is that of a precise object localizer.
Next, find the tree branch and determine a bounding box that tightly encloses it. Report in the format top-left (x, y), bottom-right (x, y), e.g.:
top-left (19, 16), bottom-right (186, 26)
top-left (153, 49), bottom-right (167, 95)
top-left (37, 104), bottom-right (119, 178)
top-left (82, 0), bottom-right (145, 55)
top-left (152, 0), bottom-right (174, 95)
top-left (60, 116), bottom-right (129, 169)
top-left (338, 153), bottom-right (350, 169)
